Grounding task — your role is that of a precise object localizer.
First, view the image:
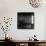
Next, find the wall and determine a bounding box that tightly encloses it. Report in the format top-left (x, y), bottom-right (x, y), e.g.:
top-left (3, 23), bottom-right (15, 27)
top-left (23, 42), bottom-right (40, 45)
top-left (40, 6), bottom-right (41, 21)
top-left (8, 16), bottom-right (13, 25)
top-left (0, 0), bottom-right (46, 40)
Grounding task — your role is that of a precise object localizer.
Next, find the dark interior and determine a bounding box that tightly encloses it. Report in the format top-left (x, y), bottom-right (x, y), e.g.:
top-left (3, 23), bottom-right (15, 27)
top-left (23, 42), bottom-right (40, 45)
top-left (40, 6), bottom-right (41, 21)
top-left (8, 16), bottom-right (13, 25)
top-left (17, 12), bottom-right (34, 29)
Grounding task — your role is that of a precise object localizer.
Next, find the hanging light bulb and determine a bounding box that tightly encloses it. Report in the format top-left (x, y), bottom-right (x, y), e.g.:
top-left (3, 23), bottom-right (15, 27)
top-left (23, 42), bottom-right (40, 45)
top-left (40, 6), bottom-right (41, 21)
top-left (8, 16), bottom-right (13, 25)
top-left (29, 0), bottom-right (44, 8)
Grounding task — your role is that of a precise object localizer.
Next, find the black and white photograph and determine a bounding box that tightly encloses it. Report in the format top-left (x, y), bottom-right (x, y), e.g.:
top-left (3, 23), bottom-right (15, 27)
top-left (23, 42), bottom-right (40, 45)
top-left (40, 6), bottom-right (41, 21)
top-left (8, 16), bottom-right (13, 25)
top-left (17, 12), bottom-right (34, 29)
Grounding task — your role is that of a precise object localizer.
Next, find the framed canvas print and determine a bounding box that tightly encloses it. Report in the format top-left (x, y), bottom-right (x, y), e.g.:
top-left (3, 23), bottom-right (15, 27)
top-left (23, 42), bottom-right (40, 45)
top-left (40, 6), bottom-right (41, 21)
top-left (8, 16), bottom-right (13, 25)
top-left (17, 12), bottom-right (34, 29)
